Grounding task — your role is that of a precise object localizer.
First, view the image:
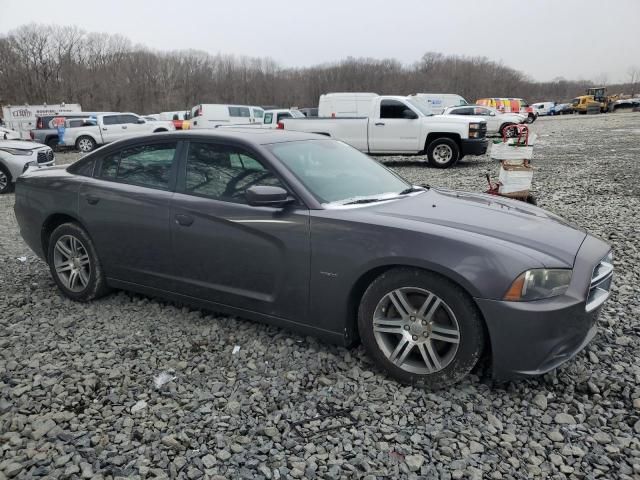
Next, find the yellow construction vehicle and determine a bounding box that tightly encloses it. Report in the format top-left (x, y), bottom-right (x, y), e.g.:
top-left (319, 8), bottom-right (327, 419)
top-left (573, 87), bottom-right (619, 113)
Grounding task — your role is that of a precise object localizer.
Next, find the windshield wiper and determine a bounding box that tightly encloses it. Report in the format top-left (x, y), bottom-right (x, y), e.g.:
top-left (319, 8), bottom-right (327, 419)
top-left (398, 185), bottom-right (429, 195)
top-left (342, 198), bottom-right (385, 205)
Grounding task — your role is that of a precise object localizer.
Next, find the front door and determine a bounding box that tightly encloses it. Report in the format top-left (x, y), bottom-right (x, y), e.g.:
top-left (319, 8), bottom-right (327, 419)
top-left (170, 141), bottom-right (310, 321)
top-left (369, 99), bottom-right (421, 152)
top-left (472, 106), bottom-right (500, 132)
top-left (78, 141), bottom-right (179, 289)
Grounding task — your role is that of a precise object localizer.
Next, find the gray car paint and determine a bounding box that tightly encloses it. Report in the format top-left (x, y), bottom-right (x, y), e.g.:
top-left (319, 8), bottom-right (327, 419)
top-left (14, 130), bottom-right (611, 380)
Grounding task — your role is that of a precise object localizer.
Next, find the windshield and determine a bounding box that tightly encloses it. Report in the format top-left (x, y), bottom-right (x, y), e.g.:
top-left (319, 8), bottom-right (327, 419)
top-left (266, 140), bottom-right (411, 205)
top-left (406, 98), bottom-right (433, 116)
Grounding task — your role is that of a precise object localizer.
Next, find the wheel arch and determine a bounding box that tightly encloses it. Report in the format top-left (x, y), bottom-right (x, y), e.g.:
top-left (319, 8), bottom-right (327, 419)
top-left (41, 213), bottom-right (91, 259)
top-left (346, 262), bottom-right (486, 346)
top-left (424, 132), bottom-right (461, 152)
top-left (153, 128), bottom-right (168, 133)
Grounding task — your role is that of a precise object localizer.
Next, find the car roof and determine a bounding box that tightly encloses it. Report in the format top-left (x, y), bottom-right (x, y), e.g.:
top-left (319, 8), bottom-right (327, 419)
top-left (110, 129), bottom-right (326, 147)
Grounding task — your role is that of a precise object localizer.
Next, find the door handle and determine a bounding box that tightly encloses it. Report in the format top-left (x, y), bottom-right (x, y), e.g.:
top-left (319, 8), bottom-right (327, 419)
top-left (122, 125), bottom-right (127, 129)
top-left (86, 194), bottom-right (100, 205)
top-left (375, 122), bottom-right (385, 126)
top-left (175, 214), bottom-right (194, 227)
top-left (102, 128), bottom-right (108, 131)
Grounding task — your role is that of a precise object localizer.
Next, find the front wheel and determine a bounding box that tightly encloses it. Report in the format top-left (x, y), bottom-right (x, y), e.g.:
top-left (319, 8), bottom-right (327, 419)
top-left (48, 223), bottom-right (110, 302)
top-left (358, 268), bottom-right (485, 389)
top-left (426, 138), bottom-right (460, 168)
top-left (76, 136), bottom-right (96, 153)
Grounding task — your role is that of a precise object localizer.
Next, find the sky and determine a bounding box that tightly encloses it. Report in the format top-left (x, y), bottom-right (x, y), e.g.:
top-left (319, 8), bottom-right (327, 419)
top-left (0, 0), bottom-right (638, 84)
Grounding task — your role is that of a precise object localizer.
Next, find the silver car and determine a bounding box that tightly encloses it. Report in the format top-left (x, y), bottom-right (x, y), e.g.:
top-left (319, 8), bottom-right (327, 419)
top-left (0, 140), bottom-right (55, 194)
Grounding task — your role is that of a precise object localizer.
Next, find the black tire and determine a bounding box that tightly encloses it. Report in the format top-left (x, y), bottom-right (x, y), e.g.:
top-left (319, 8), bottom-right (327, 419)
top-left (76, 136), bottom-right (96, 153)
top-left (525, 194), bottom-right (537, 205)
top-left (525, 114), bottom-right (535, 124)
top-left (47, 222), bottom-right (110, 302)
top-left (499, 123), bottom-right (516, 138)
top-left (45, 137), bottom-right (59, 149)
top-left (0, 164), bottom-right (14, 194)
top-left (426, 138), bottom-right (460, 169)
top-left (358, 268), bottom-right (485, 389)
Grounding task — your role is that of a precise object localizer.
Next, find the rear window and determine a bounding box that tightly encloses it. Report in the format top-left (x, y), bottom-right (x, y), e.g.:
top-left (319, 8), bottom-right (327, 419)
top-left (228, 107), bottom-right (250, 118)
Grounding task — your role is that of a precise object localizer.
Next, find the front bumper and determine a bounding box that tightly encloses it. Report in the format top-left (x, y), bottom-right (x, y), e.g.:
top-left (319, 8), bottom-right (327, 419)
top-left (477, 234), bottom-right (612, 380)
top-left (461, 138), bottom-right (488, 157)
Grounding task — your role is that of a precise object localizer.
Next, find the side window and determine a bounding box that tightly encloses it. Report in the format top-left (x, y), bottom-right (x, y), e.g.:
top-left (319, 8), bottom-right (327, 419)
top-left (252, 108), bottom-right (264, 119)
top-left (102, 115), bottom-right (120, 125)
top-left (185, 143), bottom-right (284, 203)
top-left (118, 115), bottom-right (139, 124)
top-left (473, 107), bottom-right (489, 116)
top-left (98, 143), bottom-right (176, 189)
top-left (380, 100), bottom-right (410, 119)
top-left (264, 113), bottom-right (273, 124)
top-left (228, 107), bottom-right (250, 118)
top-left (277, 112), bottom-right (292, 122)
top-left (99, 152), bottom-right (119, 178)
top-left (451, 107), bottom-right (474, 115)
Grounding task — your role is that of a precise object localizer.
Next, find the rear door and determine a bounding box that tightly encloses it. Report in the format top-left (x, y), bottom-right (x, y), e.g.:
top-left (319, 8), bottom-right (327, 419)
top-left (170, 140), bottom-right (310, 320)
top-left (78, 140), bottom-right (180, 289)
top-left (369, 99), bottom-right (421, 153)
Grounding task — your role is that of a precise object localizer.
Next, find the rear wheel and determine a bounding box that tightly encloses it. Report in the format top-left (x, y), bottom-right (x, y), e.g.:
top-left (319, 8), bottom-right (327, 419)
top-left (47, 223), bottom-right (110, 302)
top-left (500, 123), bottom-right (516, 138)
top-left (76, 136), bottom-right (96, 153)
top-left (426, 138), bottom-right (459, 168)
top-left (358, 268), bottom-right (485, 389)
top-left (0, 164), bottom-right (13, 194)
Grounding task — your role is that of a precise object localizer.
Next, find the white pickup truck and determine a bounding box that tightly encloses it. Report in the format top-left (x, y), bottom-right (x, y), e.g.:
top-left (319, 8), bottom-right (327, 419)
top-left (278, 96), bottom-right (488, 168)
top-left (63, 113), bottom-right (175, 153)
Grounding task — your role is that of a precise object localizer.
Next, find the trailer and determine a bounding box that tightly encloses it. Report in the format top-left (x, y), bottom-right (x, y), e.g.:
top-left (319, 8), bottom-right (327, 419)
top-left (1, 104), bottom-right (82, 139)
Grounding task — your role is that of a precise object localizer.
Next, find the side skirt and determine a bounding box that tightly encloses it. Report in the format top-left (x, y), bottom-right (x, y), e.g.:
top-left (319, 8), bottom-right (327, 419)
top-left (106, 278), bottom-right (348, 346)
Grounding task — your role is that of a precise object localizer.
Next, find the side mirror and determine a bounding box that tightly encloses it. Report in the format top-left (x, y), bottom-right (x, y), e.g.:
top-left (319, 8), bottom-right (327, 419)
top-left (245, 185), bottom-right (294, 207)
top-left (402, 109), bottom-right (418, 119)
top-left (137, 118), bottom-right (146, 124)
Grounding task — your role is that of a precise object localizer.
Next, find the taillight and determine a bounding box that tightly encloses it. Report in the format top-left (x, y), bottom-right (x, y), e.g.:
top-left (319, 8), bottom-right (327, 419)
top-left (277, 121), bottom-right (284, 129)
top-left (29, 130), bottom-right (34, 139)
top-left (36, 117), bottom-right (43, 129)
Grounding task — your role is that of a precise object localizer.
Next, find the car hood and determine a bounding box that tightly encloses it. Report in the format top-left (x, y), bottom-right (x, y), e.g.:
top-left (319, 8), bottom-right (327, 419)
top-left (0, 140), bottom-right (41, 151)
top-left (432, 114), bottom-right (486, 124)
top-left (366, 188), bottom-right (586, 267)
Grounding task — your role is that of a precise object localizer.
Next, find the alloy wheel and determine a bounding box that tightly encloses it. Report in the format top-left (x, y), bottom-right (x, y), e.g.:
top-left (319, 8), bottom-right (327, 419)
top-left (432, 144), bottom-right (453, 164)
top-left (78, 139), bottom-right (93, 152)
top-left (373, 287), bottom-right (460, 375)
top-left (53, 235), bottom-right (91, 292)
top-left (0, 170), bottom-right (7, 191)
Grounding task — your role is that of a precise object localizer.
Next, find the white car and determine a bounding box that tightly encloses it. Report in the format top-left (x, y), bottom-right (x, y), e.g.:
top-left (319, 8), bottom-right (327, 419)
top-left (0, 140), bottom-right (55, 194)
top-left (532, 102), bottom-right (556, 116)
top-left (1, 126), bottom-right (21, 140)
top-left (189, 104), bottom-right (265, 128)
top-left (262, 109), bottom-right (305, 128)
top-left (62, 113), bottom-right (175, 153)
top-left (443, 105), bottom-right (526, 136)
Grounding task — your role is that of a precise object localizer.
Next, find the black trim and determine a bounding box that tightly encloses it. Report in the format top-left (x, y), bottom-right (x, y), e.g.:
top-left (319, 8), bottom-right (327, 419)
top-left (460, 138), bottom-right (488, 156)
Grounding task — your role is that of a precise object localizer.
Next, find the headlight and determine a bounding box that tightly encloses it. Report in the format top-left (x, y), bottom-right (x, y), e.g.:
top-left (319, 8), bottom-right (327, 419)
top-left (504, 269), bottom-right (572, 301)
top-left (469, 122), bottom-right (484, 138)
top-left (0, 147), bottom-right (33, 156)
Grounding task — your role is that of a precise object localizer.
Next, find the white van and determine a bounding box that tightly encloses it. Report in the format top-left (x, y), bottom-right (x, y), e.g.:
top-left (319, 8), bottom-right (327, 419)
top-left (318, 93), bottom-right (379, 117)
top-left (532, 102), bottom-right (555, 116)
top-left (2, 103), bottom-right (82, 139)
top-left (190, 104), bottom-right (265, 128)
top-left (407, 94), bottom-right (469, 114)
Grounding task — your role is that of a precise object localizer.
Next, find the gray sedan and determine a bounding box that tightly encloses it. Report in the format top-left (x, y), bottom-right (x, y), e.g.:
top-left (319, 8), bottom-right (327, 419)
top-left (14, 130), bottom-right (613, 388)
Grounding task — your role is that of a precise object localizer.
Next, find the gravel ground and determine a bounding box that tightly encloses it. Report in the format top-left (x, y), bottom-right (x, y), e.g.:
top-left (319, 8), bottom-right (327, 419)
top-left (1, 113), bottom-right (639, 479)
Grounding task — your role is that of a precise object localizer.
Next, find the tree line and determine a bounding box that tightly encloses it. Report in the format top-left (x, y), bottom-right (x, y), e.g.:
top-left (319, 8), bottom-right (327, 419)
top-left (0, 24), bottom-right (638, 115)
